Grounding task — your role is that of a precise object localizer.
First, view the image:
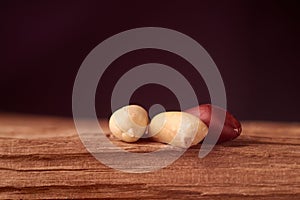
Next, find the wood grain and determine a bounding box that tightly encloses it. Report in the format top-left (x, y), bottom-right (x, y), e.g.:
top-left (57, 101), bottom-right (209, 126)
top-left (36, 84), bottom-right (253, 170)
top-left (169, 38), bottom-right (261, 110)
top-left (0, 113), bottom-right (299, 199)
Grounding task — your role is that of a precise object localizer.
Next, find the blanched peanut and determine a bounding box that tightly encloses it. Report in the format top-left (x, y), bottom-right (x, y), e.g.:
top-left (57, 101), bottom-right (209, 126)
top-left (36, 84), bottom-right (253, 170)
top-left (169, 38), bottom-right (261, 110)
top-left (109, 105), bottom-right (148, 142)
top-left (148, 112), bottom-right (208, 148)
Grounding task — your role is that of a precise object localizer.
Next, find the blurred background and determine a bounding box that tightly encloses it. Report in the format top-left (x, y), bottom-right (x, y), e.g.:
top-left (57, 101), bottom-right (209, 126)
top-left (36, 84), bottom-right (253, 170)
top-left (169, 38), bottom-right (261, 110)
top-left (1, 0), bottom-right (299, 121)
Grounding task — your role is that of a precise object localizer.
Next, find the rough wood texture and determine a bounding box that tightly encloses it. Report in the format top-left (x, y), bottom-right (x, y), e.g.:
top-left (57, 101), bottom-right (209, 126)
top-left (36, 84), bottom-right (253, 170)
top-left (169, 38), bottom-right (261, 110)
top-left (0, 114), bottom-right (299, 199)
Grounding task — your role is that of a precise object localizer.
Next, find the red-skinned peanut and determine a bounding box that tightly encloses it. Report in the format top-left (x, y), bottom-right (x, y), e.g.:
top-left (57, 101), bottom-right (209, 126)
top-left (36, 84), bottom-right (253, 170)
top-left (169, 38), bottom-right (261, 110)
top-left (185, 104), bottom-right (242, 143)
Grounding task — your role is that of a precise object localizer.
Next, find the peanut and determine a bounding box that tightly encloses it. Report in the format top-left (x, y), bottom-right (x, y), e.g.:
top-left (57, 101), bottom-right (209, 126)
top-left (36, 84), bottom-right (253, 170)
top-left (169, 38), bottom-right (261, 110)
top-left (109, 105), bottom-right (149, 142)
top-left (185, 104), bottom-right (242, 143)
top-left (148, 112), bottom-right (208, 148)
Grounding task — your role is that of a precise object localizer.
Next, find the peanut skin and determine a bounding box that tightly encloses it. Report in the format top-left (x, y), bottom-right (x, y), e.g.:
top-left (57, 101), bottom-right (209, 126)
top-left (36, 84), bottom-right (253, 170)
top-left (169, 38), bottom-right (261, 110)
top-left (185, 104), bottom-right (242, 143)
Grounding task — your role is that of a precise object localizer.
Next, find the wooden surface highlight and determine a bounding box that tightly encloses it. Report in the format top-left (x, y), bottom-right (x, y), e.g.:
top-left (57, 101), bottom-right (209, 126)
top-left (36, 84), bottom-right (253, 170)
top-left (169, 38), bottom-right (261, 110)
top-left (0, 114), bottom-right (299, 199)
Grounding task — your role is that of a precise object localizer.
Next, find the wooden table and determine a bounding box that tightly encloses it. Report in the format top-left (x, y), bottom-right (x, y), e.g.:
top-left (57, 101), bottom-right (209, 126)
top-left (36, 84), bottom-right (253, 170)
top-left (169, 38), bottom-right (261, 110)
top-left (0, 114), bottom-right (299, 199)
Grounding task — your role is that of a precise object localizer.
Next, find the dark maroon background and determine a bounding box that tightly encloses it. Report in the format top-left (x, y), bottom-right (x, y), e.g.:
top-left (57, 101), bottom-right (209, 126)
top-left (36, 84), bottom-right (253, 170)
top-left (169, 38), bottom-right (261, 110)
top-left (1, 0), bottom-right (299, 121)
